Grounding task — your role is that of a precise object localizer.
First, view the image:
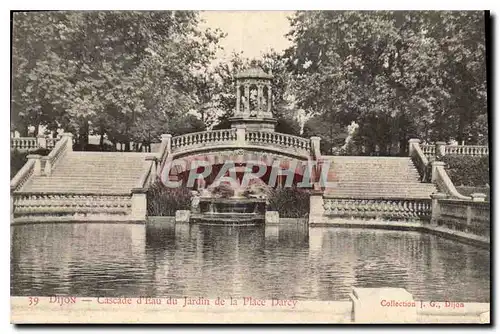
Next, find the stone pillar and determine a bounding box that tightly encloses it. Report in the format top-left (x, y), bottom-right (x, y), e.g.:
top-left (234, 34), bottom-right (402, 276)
top-left (430, 192), bottom-right (447, 226)
top-left (244, 84), bottom-right (250, 112)
top-left (265, 211), bottom-right (279, 224)
top-left (26, 154), bottom-right (42, 176)
top-left (310, 136), bottom-right (322, 159)
top-left (435, 141), bottom-right (446, 160)
top-left (235, 124), bottom-right (246, 146)
top-left (350, 287), bottom-right (417, 323)
top-left (161, 134), bottom-right (172, 154)
top-left (471, 193), bottom-right (487, 202)
top-left (308, 191), bottom-right (325, 225)
top-left (61, 132), bottom-right (74, 152)
top-left (131, 188), bottom-right (148, 221)
top-left (175, 210), bottom-right (191, 223)
top-left (431, 161), bottom-right (445, 183)
top-left (36, 134), bottom-right (47, 149)
top-left (236, 81), bottom-right (241, 113)
top-left (408, 138), bottom-right (420, 156)
top-left (257, 84), bottom-right (263, 112)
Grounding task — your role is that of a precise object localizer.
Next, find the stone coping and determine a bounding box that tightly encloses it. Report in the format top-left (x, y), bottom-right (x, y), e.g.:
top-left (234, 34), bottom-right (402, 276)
top-left (310, 219), bottom-right (490, 248)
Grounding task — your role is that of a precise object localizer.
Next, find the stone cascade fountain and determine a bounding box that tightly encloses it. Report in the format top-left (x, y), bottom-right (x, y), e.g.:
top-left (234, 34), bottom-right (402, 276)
top-left (189, 168), bottom-right (271, 225)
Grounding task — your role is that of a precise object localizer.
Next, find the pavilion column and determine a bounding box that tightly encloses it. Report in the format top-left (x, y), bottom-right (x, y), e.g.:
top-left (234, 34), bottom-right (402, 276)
top-left (236, 82), bottom-right (241, 113)
top-left (244, 84), bottom-right (250, 112)
top-left (257, 85), bottom-right (263, 112)
top-left (267, 85), bottom-right (272, 113)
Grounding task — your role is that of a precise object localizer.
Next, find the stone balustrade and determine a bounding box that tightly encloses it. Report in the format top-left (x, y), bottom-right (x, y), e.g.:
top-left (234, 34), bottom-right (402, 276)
top-left (323, 198), bottom-right (432, 221)
top-left (10, 159), bottom-right (36, 192)
top-left (168, 129), bottom-right (314, 158)
top-left (245, 130), bottom-right (311, 156)
top-left (408, 139), bottom-right (430, 182)
top-left (12, 193), bottom-right (132, 218)
top-left (420, 143), bottom-right (488, 158)
top-left (41, 133), bottom-right (73, 176)
top-left (11, 137), bottom-right (38, 151)
top-left (171, 129), bottom-right (237, 153)
top-left (11, 136), bottom-right (60, 151)
top-left (431, 193), bottom-right (490, 239)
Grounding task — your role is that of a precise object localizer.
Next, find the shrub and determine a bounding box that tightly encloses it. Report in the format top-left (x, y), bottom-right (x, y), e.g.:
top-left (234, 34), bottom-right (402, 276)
top-left (147, 181), bottom-right (192, 216)
top-left (10, 148), bottom-right (50, 179)
top-left (267, 187), bottom-right (310, 218)
top-left (442, 155), bottom-right (490, 187)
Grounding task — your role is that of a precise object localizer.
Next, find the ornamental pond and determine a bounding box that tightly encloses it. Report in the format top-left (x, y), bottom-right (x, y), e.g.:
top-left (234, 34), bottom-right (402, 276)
top-left (10, 221), bottom-right (490, 302)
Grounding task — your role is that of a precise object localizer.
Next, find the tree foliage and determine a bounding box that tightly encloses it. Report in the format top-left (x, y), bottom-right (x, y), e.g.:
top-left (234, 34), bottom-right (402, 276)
top-left (12, 11), bottom-right (224, 150)
top-left (285, 11), bottom-right (488, 155)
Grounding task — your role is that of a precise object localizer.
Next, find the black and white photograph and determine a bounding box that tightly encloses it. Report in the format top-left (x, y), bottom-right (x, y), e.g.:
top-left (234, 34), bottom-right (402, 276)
top-left (9, 10), bottom-right (490, 324)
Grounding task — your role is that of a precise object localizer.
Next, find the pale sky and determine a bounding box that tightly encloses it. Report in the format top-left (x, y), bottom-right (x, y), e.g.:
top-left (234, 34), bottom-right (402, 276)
top-left (199, 11), bottom-right (294, 64)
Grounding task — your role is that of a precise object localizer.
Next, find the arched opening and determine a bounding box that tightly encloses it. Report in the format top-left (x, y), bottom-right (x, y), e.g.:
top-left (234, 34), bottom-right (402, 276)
top-left (239, 85), bottom-right (246, 112)
top-left (249, 84), bottom-right (258, 114)
top-left (262, 86), bottom-right (269, 111)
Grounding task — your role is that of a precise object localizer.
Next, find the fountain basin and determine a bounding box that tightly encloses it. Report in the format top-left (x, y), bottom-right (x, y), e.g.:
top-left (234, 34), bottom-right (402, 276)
top-left (191, 197), bottom-right (266, 225)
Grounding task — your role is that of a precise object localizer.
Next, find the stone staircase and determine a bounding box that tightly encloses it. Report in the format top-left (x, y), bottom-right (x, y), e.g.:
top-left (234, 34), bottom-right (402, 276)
top-left (11, 134), bottom-right (155, 223)
top-left (324, 156), bottom-right (436, 199)
top-left (21, 152), bottom-right (151, 194)
top-left (319, 156), bottom-right (437, 221)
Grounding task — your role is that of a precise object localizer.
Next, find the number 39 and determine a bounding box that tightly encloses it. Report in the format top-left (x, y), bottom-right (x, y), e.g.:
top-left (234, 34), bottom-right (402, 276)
top-left (28, 297), bottom-right (39, 306)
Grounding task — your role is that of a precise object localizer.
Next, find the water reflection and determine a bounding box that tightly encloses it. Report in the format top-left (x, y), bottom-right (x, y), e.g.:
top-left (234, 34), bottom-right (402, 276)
top-left (11, 222), bottom-right (490, 301)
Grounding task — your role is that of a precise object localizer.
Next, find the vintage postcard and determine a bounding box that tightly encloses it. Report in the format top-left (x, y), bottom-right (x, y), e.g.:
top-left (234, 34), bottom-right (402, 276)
top-left (10, 10), bottom-right (490, 324)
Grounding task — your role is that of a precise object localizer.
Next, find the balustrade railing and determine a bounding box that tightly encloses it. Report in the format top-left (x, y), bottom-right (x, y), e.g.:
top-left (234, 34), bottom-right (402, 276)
top-left (409, 139), bottom-right (430, 182)
top-left (169, 129), bottom-right (313, 157)
top-left (10, 159), bottom-right (36, 192)
top-left (11, 137), bottom-right (38, 151)
top-left (245, 131), bottom-right (311, 155)
top-left (433, 198), bottom-right (490, 238)
top-left (444, 145), bottom-right (489, 156)
top-left (420, 144), bottom-right (435, 159)
top-left (12, 193), bottom-right (132, 217)
top-left (171, 129), bottom-right (237, 152)
top-left (420, 143), bottom-right (488, 158)
top-left (42, 134), bottom-right (73, 175)
top-left (323, 198), bottom-right (432, 221)
top-left (11, 136), bottom-right (60, 151)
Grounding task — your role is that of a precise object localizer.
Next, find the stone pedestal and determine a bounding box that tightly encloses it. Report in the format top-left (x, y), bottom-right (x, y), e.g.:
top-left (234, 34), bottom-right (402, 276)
top-left (131, 188), bottom-right (148, 221)
top-left (308, 191), bottom-right (325, 224)
top-left (350, 287), bottom-right (417, 323)
top-left (431, 161), bottom-right (445, 183)
top-left (408, 138), bottom-right (420, 156)
top-left (265, 211), bottom-right (279, 224)
top-left (430, 192), bottom-right (447, 225)
top-left (175, 210), bottom-right (191, 223)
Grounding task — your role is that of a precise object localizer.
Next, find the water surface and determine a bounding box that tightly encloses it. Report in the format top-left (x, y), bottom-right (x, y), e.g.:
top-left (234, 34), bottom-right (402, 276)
top-left (11, 222), bottom-right (490, 301)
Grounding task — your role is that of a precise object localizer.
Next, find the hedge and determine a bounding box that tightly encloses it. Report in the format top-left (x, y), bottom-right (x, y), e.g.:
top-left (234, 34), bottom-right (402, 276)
top-left (442, 155), bottom-right (490, 187)
top-left (147, 181), bottom-right (192, 216)
top-left (267, 187), bottom-right (310, 218)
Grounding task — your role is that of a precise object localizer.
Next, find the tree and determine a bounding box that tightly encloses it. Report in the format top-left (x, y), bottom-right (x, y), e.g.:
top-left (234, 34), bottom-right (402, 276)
top-left (12, 11), bottom-right (224, 151)
top-left (285, 11), bottom-right (487, 155)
